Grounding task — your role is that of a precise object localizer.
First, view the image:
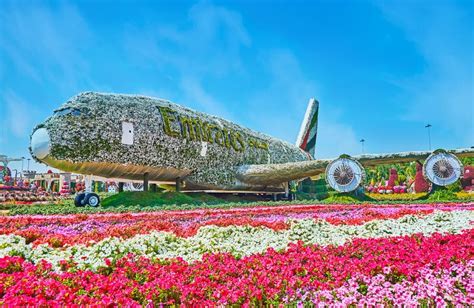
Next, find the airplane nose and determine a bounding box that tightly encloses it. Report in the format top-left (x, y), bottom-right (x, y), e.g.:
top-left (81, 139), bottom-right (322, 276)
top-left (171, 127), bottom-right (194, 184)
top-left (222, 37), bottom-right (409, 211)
top-left (31, 128), bottom-right (51, 160)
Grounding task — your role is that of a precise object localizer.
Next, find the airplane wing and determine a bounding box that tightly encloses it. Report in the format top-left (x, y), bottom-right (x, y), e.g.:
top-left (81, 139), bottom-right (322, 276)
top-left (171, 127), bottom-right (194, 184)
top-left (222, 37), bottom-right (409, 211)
top-left (236, 159), bottom-right (331, 185)
top-left (354, 148), bottom-right (473, 167)
top-left (236, 148), bottom-right (474, 185)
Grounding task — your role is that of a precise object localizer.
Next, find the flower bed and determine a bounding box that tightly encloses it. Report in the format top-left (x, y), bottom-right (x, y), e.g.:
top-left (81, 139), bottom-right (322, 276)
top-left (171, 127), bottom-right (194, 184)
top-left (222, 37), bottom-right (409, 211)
top-left (366, 192), bottom-right (428, 200)
top-left (1, 203), bottom-right (472, 247)
top-left (0, 202), bottom-right (473, 305)
top-left (0, 230), bottom-right (472, 305)
top-left (0, 208), bottom-right (473, 269)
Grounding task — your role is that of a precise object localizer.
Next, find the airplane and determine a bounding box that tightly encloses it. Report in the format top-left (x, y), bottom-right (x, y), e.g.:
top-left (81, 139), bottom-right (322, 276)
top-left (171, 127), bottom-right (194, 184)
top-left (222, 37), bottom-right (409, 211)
top-left (30, 92), bottom-right (473, 206)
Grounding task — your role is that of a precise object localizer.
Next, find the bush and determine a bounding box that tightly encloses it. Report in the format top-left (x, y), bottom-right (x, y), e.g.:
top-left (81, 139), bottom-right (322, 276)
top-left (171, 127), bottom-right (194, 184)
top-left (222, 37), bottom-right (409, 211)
top-left (295, 192), bottom-right (320, 200)
top-left (322, 192), bottom-right (372, 204)
top-left (4, 190), bottom-right (472, 216)
top-left (445, 182), bottom-right (462, 193)
top-left (101, 191), bottom-right (212, 207)
top-left (414, 162), bottom-right (430, 193)
top-left (387, 168), bottom-right (398, 187)
top-left (427, 187), bottom-right (458, 202)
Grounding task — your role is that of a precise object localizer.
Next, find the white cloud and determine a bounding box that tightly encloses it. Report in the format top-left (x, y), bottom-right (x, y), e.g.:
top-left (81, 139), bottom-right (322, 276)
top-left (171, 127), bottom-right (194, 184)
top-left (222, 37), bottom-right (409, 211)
top-left (3, 90), bottom-right (38, 138)
top-left (376, 1), bottom-right (474, 147)
top-left (124, 2), bottom-right (251, 116)
top-left (179, 77), bottom-right (233, 119)
top-left (316, 117), bottom-right (361, 159)
top-left (156, 1), bottom-right (251, 76)
top-left (123, 3), bottom-right (361, 159)
top-left (0, 2), bottom-right (93, 92)
top-left (0, 2), bottom-right (95, 161)
top-left (244, 49), bottom-right (360, 158)
top-left (244, 50), bottom-right (317, 138)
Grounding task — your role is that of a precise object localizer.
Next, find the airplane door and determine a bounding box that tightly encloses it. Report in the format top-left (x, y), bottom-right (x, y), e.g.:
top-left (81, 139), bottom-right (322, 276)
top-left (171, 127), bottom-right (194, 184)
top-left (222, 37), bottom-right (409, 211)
top-left (121, 122), bottom-right (134, 145)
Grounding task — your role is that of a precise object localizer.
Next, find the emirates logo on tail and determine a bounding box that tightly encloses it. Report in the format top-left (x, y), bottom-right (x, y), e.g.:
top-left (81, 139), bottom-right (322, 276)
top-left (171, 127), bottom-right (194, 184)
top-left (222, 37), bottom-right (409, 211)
top-left (296, 98), bottom-right (319, 159)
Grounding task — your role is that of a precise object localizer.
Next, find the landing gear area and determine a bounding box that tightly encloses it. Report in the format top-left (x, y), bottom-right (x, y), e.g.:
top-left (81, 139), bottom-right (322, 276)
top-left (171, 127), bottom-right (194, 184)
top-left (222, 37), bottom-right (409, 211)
top-left (74, 174), bottom-right (101, 207)
top-left (74, 192), bottom-right (100, 207)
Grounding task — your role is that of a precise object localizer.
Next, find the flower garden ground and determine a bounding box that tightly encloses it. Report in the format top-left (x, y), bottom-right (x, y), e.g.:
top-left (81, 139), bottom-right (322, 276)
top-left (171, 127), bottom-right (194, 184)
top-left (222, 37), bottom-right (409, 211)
top-left (1, 189), bottom-right (472, 216)
top-left (0, 200), bottom-right (473, 305)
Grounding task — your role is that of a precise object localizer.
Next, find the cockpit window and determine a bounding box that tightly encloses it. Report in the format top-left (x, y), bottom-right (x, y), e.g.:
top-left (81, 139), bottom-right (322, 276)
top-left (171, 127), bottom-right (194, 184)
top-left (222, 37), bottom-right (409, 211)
top-left (54, 108), bottom-right (83, 116)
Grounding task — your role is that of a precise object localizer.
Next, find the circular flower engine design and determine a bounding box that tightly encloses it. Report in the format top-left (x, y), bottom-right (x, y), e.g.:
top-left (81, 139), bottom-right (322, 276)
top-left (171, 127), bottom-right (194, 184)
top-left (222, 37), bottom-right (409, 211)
top-left (423, 152), bottom-right (463, 186)
top-left (326, 157), bottom-right (365, 192)
top-left (333, 164), bottom-right (355, 185)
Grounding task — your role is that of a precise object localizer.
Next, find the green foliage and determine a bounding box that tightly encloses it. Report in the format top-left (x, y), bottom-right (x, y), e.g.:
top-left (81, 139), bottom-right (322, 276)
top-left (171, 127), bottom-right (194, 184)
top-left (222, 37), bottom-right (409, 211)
top-left (365, 162), bottom-right (416, 185)
top-left (445, 182), bottom-right (462, 193)
top-left (295, 192), bottom-right (320, 200)
top-left (189, 193), bottom-right (226, 204)
top-left (4, 190), bottom-right (472, 216)
top-left (428, 187), bottom-right (458, 202)
top-left (322, 192), bottom-right (373, 204)
top-left (0, 204), bottom-right (18, 211)
top-left (298, 177), bottom-right (331, 196)
top-left (366, 192), bottom-right (428, 201)
top-left (102, 191), bottom-right (199, 207)
top-left (398, 175), bottom-right (407, 185)
top-left (460, 157), bottom-right (474, 166)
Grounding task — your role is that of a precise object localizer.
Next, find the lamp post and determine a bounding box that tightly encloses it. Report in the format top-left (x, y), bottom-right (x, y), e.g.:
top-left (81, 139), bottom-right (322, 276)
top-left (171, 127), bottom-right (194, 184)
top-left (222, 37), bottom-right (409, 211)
top-left (20, 157), bottom-right (25, 179)
top-left (12, 169), bottom-right (18, 184)
top-left (27, 158), bottom-right (31, 171)
top-left (425, 124), bottom-right (432, 151)
top-left (360, 139), bottom-right (365, 154)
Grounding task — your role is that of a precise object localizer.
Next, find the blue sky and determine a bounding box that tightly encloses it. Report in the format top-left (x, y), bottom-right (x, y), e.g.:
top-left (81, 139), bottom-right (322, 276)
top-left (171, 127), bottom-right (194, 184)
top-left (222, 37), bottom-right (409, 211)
top-left (1, 0), bottom-right (473, 172)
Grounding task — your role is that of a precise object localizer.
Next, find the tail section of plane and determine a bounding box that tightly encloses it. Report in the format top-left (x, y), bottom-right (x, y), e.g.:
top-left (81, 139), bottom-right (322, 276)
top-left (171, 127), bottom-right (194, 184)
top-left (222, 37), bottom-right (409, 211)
top-left (296, 98), bottom-right (319, 158)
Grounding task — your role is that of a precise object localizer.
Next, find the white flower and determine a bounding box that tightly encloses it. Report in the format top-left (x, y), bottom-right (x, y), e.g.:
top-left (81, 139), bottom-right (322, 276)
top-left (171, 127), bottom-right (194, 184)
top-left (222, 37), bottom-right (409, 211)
top-left (0, 210), bottom-right (472, 271)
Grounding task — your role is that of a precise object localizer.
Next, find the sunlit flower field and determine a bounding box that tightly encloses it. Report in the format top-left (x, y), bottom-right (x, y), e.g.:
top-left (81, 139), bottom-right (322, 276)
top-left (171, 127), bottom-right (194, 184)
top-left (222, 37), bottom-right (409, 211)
top-left (1, 202), bottom-right (473, 305)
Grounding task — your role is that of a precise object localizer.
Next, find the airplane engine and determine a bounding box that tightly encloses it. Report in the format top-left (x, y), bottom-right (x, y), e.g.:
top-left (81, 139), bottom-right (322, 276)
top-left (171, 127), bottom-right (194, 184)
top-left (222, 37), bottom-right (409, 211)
top-left (325, 156), bottom-right (366, 192)
top-left (423, 151), bottom-right (463, 186)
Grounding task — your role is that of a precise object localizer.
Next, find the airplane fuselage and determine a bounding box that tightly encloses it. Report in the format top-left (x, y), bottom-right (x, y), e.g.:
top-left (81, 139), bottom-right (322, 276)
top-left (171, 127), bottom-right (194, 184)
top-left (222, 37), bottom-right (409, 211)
top-left (30, 92), bottom-right (311, 191)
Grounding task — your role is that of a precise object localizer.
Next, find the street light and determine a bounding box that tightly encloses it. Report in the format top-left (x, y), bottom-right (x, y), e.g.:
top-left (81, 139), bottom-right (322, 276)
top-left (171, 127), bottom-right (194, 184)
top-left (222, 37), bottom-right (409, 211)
top-left (20, 157), bottom-right (25, 179)
top-left (27, 158), bottom-right (31, 171)
top-left (425, 124), bottom-right (432, 150)
top-left (12, 169), bottom-right (18, 184)
top-left (360, 139), bottom-right (365, 154)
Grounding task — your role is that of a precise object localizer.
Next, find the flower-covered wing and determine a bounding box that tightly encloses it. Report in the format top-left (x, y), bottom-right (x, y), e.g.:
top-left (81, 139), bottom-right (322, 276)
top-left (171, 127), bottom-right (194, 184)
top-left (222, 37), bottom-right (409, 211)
top-left (355, 148), bottom-right (473, 167)
top-left (235, 148), bottom-right (473, 185)
top-left (236, 159), bottom-right (331, 184)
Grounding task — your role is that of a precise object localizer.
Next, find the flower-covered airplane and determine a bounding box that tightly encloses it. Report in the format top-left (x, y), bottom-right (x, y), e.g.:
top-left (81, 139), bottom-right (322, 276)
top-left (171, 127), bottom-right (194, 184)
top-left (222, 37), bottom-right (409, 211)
top-left (30, 92), bottom-right (473, 206)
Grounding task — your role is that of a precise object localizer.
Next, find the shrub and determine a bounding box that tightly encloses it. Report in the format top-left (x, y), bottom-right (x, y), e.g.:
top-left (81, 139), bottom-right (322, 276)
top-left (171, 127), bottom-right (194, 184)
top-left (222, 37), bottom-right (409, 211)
top-left (414, 162), bottom-right (430, 193)
top-left (428, 188), bottom-right (457, 201)
top-left (366, 193), bottom-right (428, 201)
top-left (387, 168), bottom-right (398, 187)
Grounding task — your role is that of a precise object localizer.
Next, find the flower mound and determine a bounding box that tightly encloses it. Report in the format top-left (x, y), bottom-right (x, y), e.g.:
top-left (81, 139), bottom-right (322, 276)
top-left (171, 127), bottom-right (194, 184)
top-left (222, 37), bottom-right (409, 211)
top-left (0, 202), bottom-right (473, 305)
top-left (2, 202), bottom-right (472, 247)
top-left (0, 230), bottom-right (472, 305)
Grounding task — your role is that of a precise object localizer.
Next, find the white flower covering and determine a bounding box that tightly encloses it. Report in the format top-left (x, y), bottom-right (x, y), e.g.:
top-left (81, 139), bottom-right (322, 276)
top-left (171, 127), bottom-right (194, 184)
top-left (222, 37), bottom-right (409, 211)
top-left (30, 92), bottom-right (309, 189)
top-left (0, 210), bottom-right (472, 271)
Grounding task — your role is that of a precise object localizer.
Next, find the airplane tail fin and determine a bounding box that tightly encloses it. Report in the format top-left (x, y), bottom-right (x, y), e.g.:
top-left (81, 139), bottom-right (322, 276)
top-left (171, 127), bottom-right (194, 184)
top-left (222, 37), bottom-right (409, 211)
top-left (296, 98), bottom-right (319, 158)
